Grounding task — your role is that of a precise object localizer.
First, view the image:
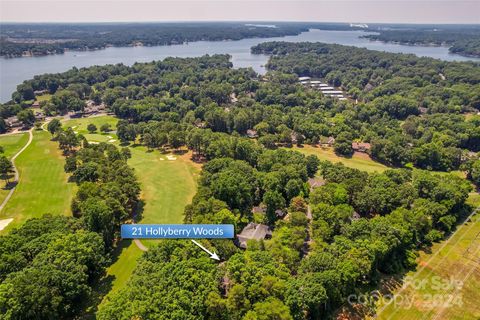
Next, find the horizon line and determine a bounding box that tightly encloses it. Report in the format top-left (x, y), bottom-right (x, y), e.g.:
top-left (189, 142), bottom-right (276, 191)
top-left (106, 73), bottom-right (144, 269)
top-left (1, 20), bottom-right (480, 25)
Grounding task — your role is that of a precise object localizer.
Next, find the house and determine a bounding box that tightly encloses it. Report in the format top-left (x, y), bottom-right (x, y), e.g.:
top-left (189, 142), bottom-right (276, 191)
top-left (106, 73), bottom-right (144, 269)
top-left (351, 211), bottom-right (361, 221)
top-left (319, 136), bottom-right (335, 147)
top-left (34, 89), bottom-right (48, 96)
top-left (352, 142), bottom-right (371, 153)
top-left (5, 116), bottom-right (21, 128)
top-left (321, 90), bottom-right (343, 94)
top-left (83, 105), bottom-right (100, 115)
top-left (308, 177), bottom-right (325, 189)
top-left (34, 111), bottom-right (45, 121)
top-left (32, 101), bottom-right (40, 108)
top-left (298, 76), bottom-right (311, 82)
top-left (364, 83), bottom-right (374, 91)
top-left (275, 209), bottom-right (287, 219)
top-left (246, 129), bottom-right (258, 138)
top-left (461, 151), bottom-right (478, 161)
top-left (236, 223), bottom-right (272, 249)
top-left (194, 120), bottom-right (207, 128)
top-left (252, 205), bottom-right (266, 215)
top-left (230, 92), bottom-right (238, 103)
top-left (291, 132), bottom-right (305, 144)
top-left (319, 86), bottom-right (335, 91)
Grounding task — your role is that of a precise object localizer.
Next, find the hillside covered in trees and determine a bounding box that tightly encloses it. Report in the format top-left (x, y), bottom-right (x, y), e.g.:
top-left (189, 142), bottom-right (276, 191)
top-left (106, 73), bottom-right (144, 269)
top-left (0, 44), bottom-right (479, 318)
top-left (361, 25), bottom-right (480, 58)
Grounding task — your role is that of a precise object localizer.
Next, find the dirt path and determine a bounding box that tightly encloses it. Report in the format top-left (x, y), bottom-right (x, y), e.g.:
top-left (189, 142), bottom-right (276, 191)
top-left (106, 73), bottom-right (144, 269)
top-left (0, 129), bottom-right (33, 213)
top-left (134, 239), bottom-right (148, 252)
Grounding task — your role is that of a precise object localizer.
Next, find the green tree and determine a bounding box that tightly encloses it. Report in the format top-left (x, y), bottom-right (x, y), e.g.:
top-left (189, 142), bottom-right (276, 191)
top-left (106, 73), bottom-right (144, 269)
top-left (87, 123), bottom-right (97, 133)
top-left (263, 190), bottom-right (286, 224)
top-left (47, 118), bottom-right (62, 135)
top-left (333, 132), bottom-right (353, 156)
top-left (244, 298), bottom-right (293, 320)
top-left (168, 131), bottom-right (185, 150)
top-left (17, 109), bottom-right (35, 127)
top-left (100, 123), bottom-right (112, 133)
top-left (0, 156), bottom-right (14, 184)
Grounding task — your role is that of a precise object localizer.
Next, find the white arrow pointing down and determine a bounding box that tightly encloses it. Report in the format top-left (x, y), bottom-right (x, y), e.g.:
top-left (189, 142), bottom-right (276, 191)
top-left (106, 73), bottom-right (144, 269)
top-left (191, 240), bottom-right (220, 261)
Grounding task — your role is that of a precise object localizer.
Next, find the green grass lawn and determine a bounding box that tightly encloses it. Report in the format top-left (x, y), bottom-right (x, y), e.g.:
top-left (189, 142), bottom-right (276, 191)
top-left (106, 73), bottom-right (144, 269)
top-left (291, 145), bottom-right (388, 173)
top-left (376, 204), bottom-right (480, 319)
top-left (63, 115), bottom-right (118, 136)
top-left (0, 133), bottom-right (29, 159)
top-left (0, 133), bottom-right (29, 204)
top-left (0, 130), bottom-right (74, 233)
top-left (35, 94), bottom-right (52, 102)
top-left (129, 146), bottom-right (200, 225)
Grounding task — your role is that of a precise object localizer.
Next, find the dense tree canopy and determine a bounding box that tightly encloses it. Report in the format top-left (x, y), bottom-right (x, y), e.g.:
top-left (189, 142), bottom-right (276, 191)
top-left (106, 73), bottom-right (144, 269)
top-left (0, 45), bottom-right (478, 319)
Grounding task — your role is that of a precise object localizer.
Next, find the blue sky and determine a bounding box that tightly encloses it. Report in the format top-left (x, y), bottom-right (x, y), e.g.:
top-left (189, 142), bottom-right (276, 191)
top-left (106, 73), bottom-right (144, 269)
top-left (1, 0), bottom-right (479, 24)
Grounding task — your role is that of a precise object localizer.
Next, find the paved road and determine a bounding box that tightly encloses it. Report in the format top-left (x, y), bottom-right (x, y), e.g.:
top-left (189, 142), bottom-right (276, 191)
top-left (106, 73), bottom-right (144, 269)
top-left (0, 129), bottom-right (33, 213)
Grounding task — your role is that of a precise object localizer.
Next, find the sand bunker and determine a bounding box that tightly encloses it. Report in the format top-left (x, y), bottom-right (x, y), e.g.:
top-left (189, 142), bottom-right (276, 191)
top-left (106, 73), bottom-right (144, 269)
top-left (108, 139), bottom-right (116, 143)
top-left (89, 141), bottom-right (100, 144)
top-left (166, 155), bottom-right (177, 161)
top-left (0, 218), bottom-right (13, 231)
top-left (159, 158), bottom-right (165, 161)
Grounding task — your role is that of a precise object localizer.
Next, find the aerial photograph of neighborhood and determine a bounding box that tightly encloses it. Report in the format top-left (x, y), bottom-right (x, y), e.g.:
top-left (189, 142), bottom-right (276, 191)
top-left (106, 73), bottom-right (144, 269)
top-left (0, 0), bottom-right (479, 319)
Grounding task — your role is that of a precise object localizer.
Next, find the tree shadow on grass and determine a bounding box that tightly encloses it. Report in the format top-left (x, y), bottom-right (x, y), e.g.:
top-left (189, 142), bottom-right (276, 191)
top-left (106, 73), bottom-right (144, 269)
top-left (2, 179), bottom-right (17, 190)
top-left (133, 199), bottom-right (145, 223)
top-left (79, 239), bottom-right (135, 319)
top-left (173, 149), bottom-right (188, 155)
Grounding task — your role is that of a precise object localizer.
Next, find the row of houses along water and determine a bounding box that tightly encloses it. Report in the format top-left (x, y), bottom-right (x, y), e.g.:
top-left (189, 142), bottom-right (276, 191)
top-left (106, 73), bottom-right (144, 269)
top-left (298, 76), bottom-right (348, 101)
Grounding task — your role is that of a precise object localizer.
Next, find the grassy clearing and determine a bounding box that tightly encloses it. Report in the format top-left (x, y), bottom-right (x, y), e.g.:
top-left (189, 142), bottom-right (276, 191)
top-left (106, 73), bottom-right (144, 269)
top-left (0, 133), bottom-right (29, 159)
top-left (0, 130), bottom-right (74, 233)
top-left (290, 145), bottom-right (388, 173)
top-left (35, 94), bottom-right (52, 102)
top-left (376, 204), bottom-right (480, 320)
top-left (129, 147), bottom-right (200, 225)
top-left (63, 115), bottom-right (118, 142)
top-left (0, 133), bottom-right (29, 204)
top-left (127, 147), bottom-right (201, 250)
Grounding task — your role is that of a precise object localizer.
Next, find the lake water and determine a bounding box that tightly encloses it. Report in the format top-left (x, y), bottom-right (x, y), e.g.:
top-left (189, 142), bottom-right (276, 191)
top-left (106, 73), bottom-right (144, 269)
top-left (1, 29), bottom-right (479, 102)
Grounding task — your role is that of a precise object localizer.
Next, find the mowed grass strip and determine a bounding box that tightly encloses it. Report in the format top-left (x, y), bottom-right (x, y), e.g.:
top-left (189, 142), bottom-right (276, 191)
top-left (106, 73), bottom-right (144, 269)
top-left (290, 145), bottom-right (388, 173)
top-left (0, 133), bottom-right (29, 159)
top-left (0, 133), bottom-right (29, 204)
top-left (0, 130), bottom-right (74, 233)
top-left (98, 147), bottom-right (200, 306)
top-left (129, 147), bottom-right (200, 225)
top-left (377, 205), bottom-right (480, 320)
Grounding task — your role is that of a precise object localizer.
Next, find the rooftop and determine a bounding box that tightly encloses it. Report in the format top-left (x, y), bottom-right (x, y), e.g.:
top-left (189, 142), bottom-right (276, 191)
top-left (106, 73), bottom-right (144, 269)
top-left (236, 222), bottom-right (272, 249)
